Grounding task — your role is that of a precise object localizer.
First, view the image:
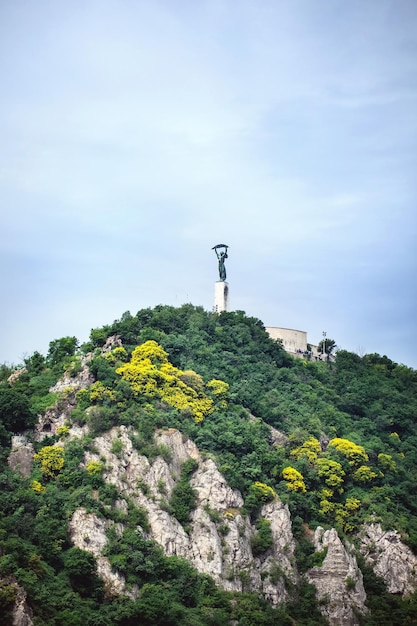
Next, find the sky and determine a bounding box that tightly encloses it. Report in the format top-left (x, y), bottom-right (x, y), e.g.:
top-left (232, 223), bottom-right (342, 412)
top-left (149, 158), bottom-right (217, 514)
top-left (1, 0), bottom-right (416, 368)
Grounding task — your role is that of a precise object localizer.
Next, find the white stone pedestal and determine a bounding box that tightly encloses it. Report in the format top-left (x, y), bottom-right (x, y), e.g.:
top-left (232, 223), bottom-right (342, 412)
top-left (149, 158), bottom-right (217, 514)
top-left (214, 281), bottom-right (229, 313)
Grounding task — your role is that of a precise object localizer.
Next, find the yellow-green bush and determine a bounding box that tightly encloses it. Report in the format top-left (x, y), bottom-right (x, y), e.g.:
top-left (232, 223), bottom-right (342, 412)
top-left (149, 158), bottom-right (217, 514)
top-left (352, 465), bottom-right (378, 483)
top-left (31, 479), bottom-right (45, 493)
top-left (116, 340), bottom-right (223, 423)
top-left (103, 346), bottom-right (128, 364)
top-left (316, 457), bottom-right (345, 490)
top-left (206, 379), bottom-right (229, 409)
top-left (34, 445), bottom-right (64, 478)
top-left (89, 381), bottom-right (116, 404)
top-left (86, 461), bottom-right (103, 476)
top-left (319, 496), bottom-right (361, 533)
top-left (249, 481), bottom-right (277, 503)
top-left (377, 453), bottom-right (396, 472)
top-left (282, 467), bottom-right (307, 493)
top-left (290, 436), bottom-right (321, 463)
top-left (328, 437), bottom-right (368, 465)
top-left (56, 424), bottom-right (70, 437)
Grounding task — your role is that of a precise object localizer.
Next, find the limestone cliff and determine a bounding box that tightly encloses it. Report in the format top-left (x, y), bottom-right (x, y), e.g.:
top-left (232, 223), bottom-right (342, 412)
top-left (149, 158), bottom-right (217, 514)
top-left (68, 508), bottom-right (137, 598)
top-left (8, 437), bottom-right (34, 478)
top-left (0, 577), bottom-right (33, 626)
top-left (12, 344), bottom-right (416, 625)
top-left (35, 354), bottom-right (93, 441)
top-left (80, 426), bottom-right (297, 604)
top-left (359, 522), bottom-right (417, 596)
top-left (307, 527), bottom-right (366, 626)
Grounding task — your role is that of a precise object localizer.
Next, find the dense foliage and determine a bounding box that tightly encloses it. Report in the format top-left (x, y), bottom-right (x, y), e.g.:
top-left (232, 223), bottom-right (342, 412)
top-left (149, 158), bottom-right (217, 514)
top-left (1, 304), bottom-right (417, 624)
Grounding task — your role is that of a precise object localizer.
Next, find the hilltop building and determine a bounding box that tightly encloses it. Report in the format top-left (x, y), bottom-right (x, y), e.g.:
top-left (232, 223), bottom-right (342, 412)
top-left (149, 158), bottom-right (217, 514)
top-left (266, 326), bottom-right (333, 361)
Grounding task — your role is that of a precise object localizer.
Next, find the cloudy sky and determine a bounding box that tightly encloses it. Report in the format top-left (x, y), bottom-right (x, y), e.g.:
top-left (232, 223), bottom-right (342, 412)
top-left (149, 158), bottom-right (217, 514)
top-left (1, 0), bottom-right (416, 368)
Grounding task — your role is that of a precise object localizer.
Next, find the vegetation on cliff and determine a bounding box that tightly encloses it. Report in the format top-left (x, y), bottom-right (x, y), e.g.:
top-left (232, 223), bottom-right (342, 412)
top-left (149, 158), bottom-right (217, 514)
top-left (1, 304), bottom-right (417, 624)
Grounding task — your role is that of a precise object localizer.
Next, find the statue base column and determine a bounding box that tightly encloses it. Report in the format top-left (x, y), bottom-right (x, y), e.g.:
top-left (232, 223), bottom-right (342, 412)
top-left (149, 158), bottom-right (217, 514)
top-left (214, 281), bottom-right (229, 313)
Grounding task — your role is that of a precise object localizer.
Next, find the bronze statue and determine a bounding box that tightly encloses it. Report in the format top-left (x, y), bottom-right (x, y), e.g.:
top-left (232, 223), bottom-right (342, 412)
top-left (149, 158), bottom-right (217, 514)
top-left (212, 244), bottom-right (229, 281)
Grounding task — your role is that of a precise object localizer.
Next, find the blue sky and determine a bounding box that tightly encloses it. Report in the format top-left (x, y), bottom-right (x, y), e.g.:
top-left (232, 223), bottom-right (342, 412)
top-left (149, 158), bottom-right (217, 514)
top-left (1, 0), bottom-right (416, 367)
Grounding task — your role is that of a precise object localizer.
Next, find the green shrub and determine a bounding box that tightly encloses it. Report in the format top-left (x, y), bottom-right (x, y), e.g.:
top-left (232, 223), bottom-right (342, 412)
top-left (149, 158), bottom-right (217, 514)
top-left (251, 518), bottom-right (273, 556)
top-left (110, 438), bottom-right (124, 457)
top-left (170, 459), bottom-right (198, 527)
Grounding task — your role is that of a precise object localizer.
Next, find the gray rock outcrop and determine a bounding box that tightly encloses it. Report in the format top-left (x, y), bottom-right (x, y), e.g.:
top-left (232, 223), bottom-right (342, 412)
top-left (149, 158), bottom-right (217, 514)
top-left (8, 436), bottom-right (34, 477)
top-left (0, 577), bottom-right (33, 626)
top-left (81, 426), bottom-right (297, 603)
top-left (359, 522), bottom-right (417, 595)
top-left (12, 583), bottom-right (34, 626)
top-left (49, 355), bottom-right (93, 394)
top-left (307, 526), bottom-right (366, 626)
top-left (7, 368), bottom-right (27, 386)
top-left (68, 507), bottom-right (137, 598)
top-left (36, 355), bottom-right (93, 439)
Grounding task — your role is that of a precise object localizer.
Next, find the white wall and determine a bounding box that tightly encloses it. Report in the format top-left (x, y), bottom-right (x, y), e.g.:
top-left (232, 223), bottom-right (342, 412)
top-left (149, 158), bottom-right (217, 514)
top-left (266, 327), bottom-right (308, 354)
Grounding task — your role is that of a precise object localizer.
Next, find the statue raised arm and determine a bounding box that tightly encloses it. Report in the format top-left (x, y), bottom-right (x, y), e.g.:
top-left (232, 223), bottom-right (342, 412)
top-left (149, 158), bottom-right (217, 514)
top-left (212, 244), bottom-right (229, 281)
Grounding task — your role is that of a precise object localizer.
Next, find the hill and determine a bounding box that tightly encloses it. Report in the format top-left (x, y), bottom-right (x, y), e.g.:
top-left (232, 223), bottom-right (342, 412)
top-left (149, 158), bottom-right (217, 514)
top-left (1, 305), bottom-right (417, 625)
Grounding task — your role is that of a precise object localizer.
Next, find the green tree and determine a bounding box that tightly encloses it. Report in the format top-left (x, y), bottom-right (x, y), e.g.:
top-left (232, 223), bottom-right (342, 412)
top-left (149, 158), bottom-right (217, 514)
top-left (47, 336), bottom-right (78, 367)
top-left (63, 547), bottom-right (103, 598)
top-left (318, 338), bottom-right (337, 358)
top-left (0, 387), bottom-right (34, 436)
top-left (251, 518), bottom-right (273, 555)
top-left (24, 351), bottom-right (46, 375)
top-left (170, 459), bottom-right (198, 527)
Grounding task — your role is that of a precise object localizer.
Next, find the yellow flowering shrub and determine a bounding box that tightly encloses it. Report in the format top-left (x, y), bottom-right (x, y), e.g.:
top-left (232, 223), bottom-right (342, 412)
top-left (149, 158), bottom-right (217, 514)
top-left (319, 497), bottom-right (361, 532)
top-left (56, 425), bottom-right (70, 437)
top-left (352, 465), bottom-right (378, 483)
top-left (328, 438), bottom-right (368, 465)
top-left (316, 458), bottom-right (345, 490)
top-left (206, 379), bottom-right (229, 409)
top-left (86, 461), bottom-right (103, 476)
top-left (34, 446), bottom-right (64, 478)
top-left (31, 480), bottom-right (45, 493)
top-left (116, 340), bottom-right (220, 423)
top-left (345, 497), bottom-right (361, 512)
top-left (290, 437), bottom-right (321, 463)
top-left (319, 487), bottom-right (334, 500)
top-left (249, 481), bottom-right (277, 503)
top-left (103, 346), bottom-right (128, 364)
top-left (89, 381), bottom-right (116, 404)
top-left (282, 467), bottom-right (307, 493)
top-left (377, 453), bottom-right (396, 472)
top-left (319, 498), bottom-right (334, 515)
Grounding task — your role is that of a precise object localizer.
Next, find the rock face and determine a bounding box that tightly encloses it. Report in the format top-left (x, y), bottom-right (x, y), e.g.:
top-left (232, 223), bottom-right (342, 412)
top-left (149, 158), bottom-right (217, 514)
top-left (307, 527), bottom-right (366, 626)
top-left (269, 425), bottom-right (288, 447)
top-left (0, 577), bottom-right (34, 626)
top-left (12, 582), bottom-right (34, 626)
top-left (36, 391), bottom-right (78, 440)
top-left (68, 508), bottom-right (137, 598)
top-left (7, 368), bottom-right (27, 386)
top-left (8, 437), bottom-right (34, 477)
top-left (81, 426), bottom-right (297, 603)
top-left (359, 522), bottom-right (417, 595)
top-left (36, 355), bottom-right (93, 440)
top-left (16, 347), bottom-right (417, 620)
top-left (36, 340), bottom-right (124, 439)
top-left (49, 355), bottom-right (94, 394)
top-left (101, 335), bottom-right (123, 352)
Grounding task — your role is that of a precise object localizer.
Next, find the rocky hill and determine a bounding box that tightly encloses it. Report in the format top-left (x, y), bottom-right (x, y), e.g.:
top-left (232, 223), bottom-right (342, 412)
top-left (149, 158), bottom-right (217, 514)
top-left (1, 305), bottom-right (417, 625)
